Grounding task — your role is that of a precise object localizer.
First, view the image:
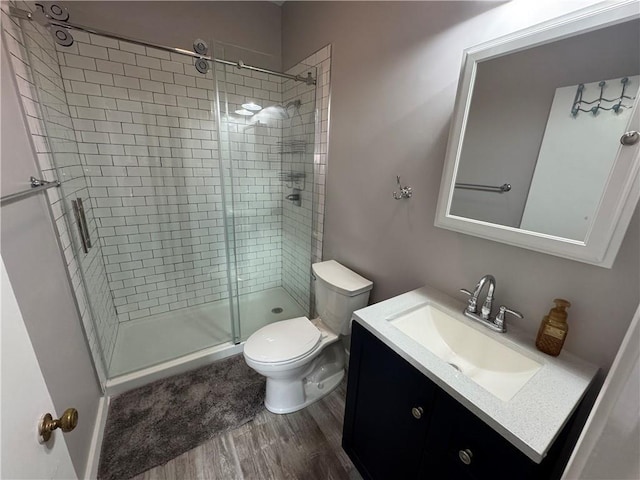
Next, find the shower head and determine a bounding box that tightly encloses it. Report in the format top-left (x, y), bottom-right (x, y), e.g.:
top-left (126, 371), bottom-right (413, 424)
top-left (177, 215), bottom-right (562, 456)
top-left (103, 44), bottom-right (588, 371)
top-left (285, 100), bottom-right (301, 110)
top-left (253, 106), bottom-right (287, 121)
top-left (250, 99), bottom-right (301, 122)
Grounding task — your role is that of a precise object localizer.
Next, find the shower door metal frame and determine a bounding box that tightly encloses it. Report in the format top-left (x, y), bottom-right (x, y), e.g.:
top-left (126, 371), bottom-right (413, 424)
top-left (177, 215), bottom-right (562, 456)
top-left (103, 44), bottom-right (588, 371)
top-left (9, 6), bottom-right (316, 86)
top-left (210, 43), bottom-right (243, 344)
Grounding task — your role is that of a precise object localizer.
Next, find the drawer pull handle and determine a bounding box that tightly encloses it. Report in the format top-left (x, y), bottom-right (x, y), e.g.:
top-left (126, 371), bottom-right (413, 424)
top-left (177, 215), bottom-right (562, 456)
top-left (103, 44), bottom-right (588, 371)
top-left (458, 449), bottom-right (473, 465)
top-left (411, 406), bottom-right (423, 419)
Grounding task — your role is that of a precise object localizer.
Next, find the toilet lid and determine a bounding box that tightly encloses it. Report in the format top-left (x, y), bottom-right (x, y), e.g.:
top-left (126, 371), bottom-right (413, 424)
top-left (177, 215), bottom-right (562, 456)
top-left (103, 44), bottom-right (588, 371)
top-left (244, 317), bottom-right (321, 364)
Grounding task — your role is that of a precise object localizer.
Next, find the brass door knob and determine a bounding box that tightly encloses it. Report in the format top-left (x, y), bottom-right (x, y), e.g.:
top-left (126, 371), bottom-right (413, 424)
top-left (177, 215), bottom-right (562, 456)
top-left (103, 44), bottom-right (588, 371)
top-left (39, 408), bottom-right (78, 443)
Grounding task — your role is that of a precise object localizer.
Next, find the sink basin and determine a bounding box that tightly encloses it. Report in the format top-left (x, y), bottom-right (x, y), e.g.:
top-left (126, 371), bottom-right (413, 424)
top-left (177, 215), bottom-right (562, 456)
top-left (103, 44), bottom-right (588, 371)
top-left (388, 304), bottom-right (542, 401)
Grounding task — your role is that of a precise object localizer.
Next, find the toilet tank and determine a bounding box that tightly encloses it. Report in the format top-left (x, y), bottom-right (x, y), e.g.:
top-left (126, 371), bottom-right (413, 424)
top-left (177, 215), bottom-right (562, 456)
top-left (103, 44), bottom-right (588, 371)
top-left (312, 260), bottom-right (373, 336)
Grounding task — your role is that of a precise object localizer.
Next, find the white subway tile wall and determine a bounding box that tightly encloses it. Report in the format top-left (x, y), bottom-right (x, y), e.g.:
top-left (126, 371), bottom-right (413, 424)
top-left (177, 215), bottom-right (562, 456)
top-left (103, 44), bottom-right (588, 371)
top-left (3, 0), bottom-right (332, 376)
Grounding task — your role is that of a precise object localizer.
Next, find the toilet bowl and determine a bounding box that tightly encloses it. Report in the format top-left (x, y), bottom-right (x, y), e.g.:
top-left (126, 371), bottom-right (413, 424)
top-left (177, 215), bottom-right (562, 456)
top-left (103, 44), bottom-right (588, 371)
top-left (243, 260), bottom-right (373, 414)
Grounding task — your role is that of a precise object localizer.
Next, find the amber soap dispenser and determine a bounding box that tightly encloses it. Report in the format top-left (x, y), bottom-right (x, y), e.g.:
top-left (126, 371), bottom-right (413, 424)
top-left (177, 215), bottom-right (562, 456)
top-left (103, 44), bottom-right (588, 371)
top-left (536, 299), bottom-right (571, 356)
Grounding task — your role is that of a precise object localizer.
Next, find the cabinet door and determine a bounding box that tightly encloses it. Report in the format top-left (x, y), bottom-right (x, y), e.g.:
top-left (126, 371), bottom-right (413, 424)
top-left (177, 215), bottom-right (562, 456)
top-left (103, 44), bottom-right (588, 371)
top-left (343, 322), bottom-right (436, 480)
top-left (425, 393), bottom-right (539, 480)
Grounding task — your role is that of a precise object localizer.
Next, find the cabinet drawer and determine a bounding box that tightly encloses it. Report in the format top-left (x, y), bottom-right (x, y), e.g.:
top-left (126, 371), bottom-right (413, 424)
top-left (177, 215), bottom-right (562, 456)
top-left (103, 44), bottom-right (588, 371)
top-left (426, 394), bottom-right (538, 480)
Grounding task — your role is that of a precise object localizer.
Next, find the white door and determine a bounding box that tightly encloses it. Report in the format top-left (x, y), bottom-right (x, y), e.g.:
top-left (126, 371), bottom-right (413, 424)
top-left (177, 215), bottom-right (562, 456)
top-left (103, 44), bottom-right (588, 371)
top-left (562, 304), bottom-right (640, 479)
top-left (0, 258), bottom-right (77, 479)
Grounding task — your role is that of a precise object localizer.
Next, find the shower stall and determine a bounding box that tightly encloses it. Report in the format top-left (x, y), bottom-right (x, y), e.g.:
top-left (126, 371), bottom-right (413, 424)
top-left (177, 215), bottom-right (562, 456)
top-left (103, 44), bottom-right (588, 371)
top-left (2, 2), bottom-right (329, 387)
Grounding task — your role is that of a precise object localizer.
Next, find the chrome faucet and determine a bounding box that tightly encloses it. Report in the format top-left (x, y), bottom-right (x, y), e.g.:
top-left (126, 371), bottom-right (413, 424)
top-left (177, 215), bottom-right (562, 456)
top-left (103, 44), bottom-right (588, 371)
top-left (461, 274), bottom-right (495, 320)
top-left (460, 275), bottom-right (522, 333)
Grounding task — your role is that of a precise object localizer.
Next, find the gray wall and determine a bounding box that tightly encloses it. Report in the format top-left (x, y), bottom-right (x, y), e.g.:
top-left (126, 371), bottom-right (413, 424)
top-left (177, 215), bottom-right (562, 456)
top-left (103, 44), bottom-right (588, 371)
top-left (1, 48), bottom-right (101, 477)
top-left (281, 1), bottom-right (640, 374)
top-left (452, 19), bottom-right (640, 227)
top-left (68, 1), bottom-right (282, 70)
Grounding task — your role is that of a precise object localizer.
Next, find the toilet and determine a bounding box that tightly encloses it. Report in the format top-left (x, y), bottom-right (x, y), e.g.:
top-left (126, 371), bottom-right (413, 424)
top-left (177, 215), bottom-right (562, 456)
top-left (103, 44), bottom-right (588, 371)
top-left (243, 260), bottom-right (373, 414)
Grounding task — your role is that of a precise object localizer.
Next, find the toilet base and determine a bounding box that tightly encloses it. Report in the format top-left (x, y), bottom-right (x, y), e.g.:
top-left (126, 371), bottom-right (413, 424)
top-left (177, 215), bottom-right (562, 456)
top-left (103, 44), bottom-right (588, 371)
top-left (245, 321), bottom-right (346, 415)
top-left (264, 369), bottom-right (344, 414)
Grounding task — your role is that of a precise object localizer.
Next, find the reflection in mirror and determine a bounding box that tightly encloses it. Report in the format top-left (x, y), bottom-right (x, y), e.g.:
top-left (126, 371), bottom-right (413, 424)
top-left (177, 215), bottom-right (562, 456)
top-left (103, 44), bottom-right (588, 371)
top-left (449, 19), bottom-right (639, 242)
top-left (521, 74), bottom-right (638, 240)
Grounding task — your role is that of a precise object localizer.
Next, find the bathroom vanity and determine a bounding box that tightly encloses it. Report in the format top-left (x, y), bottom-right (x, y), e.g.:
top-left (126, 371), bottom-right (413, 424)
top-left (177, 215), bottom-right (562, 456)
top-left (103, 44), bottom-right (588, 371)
top-left (342, 287), bottom-right (598, 480)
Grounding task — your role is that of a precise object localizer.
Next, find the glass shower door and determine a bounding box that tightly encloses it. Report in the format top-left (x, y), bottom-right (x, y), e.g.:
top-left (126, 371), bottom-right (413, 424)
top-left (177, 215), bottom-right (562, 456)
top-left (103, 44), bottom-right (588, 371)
top-left (13, 13), bottom-right (113, 385)
top-left (15, 15), bottom-right (238, 379)
top-left (79, 36), bottom-right (238, 375)
top-left (214, 43), bottom-right (317, 342)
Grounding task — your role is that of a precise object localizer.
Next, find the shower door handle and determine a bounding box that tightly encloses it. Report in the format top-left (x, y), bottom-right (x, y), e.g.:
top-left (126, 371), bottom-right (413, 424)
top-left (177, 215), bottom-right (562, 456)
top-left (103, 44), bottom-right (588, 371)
top-left (76, 197), bottom-right (91, 248)
top-left (72, 199), bottom-right (89, 254)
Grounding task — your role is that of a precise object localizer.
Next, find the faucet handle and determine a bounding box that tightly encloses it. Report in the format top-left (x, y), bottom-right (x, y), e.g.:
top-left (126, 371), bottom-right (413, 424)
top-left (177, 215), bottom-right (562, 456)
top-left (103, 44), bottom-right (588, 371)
top-left (495, 305), bottom-right (523, 331)
top-left (498, 306), bottom-right (523, 319)
top-left (459, 289), bottom-right (477, 313)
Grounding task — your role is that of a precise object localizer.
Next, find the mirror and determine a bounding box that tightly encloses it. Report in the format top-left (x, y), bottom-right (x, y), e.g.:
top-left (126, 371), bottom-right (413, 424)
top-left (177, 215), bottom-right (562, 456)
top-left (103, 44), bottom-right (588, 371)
top-left (436, 2), bottom-right (640, 268)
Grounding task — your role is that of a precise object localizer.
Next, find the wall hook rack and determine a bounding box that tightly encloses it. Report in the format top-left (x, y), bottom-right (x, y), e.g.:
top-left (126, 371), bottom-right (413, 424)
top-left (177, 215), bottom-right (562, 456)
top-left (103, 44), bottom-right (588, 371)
top-left (393, 176), bottom-right (412, 200)
top-left (571, 77), bottom-right (635, 116)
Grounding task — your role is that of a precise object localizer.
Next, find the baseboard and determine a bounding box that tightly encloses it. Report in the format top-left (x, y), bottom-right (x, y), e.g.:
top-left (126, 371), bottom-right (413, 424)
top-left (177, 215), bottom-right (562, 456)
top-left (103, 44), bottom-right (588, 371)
top-left (84, 395), bottom-right (110, 479)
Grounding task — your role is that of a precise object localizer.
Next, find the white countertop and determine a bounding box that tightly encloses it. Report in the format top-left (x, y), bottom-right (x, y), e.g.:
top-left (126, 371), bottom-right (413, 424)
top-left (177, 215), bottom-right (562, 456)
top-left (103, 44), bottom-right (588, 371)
top-left (352, 285), bottom-right (599, 463)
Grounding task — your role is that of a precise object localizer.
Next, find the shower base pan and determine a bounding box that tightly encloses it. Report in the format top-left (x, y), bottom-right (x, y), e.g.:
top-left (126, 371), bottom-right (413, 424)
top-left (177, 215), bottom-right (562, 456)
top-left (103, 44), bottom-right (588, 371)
top-left (106, 287), bottom-right (305, 394)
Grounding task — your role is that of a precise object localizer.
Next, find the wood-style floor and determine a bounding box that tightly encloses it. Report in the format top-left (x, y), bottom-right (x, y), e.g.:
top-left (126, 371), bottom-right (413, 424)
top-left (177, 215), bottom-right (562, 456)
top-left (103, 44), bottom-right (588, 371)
top-left (132, 381), bottom-right (363, 480)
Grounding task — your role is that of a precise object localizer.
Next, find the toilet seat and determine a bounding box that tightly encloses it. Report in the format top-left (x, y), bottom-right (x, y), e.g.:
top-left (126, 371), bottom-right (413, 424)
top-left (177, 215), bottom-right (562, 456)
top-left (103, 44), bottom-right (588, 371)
top-left (244, 317), bottom-right (322, 365)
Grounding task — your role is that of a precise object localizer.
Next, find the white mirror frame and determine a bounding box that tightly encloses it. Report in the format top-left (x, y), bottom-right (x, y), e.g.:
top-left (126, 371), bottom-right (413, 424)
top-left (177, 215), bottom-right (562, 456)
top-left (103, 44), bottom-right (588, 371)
top-left (435, 1), bottom-right (640, 268)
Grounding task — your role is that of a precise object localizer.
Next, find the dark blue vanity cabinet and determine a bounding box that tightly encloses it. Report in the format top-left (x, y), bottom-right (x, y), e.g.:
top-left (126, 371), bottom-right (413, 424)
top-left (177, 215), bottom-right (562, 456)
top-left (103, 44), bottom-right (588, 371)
top-left (342, 320), bottom-right (437, 479)
top-left (343, 321), bottom-right (574, 480)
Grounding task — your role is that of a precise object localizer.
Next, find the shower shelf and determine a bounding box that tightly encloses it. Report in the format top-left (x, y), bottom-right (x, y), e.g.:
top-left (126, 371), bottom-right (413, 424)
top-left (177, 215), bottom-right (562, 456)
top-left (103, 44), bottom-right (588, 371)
top-left (279, 171), bottom-right (306, 182)
top-left (278, 139), bottom-right (307, 154)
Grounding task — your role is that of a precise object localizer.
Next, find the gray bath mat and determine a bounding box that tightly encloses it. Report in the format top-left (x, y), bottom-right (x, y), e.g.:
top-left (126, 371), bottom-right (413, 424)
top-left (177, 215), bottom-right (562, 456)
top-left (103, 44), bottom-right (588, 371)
top-left (98, 354), bottom-right (265, 480)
